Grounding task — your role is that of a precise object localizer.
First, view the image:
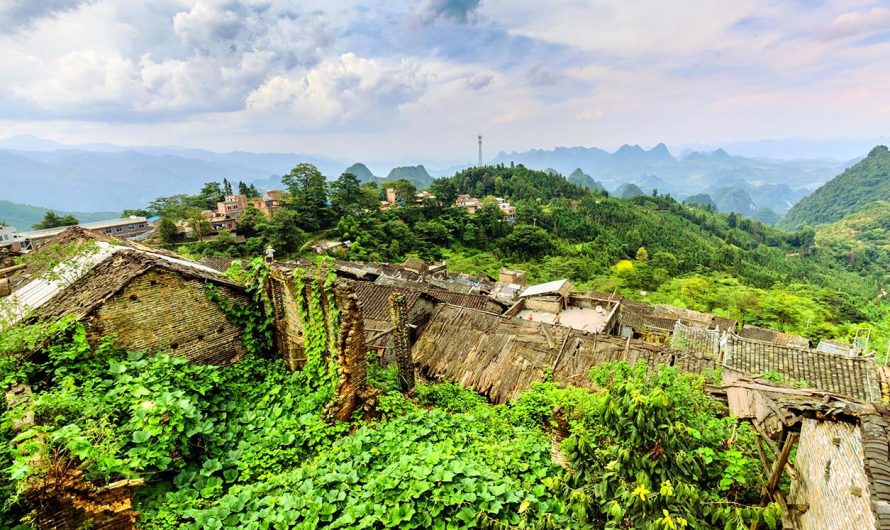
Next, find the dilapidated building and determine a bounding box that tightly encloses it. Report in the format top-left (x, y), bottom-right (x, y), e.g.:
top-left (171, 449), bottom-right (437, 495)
top-left (1, 228), bottom-right (247, 364)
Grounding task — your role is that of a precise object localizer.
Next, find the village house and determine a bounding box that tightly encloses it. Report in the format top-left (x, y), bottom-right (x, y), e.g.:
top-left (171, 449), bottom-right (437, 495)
top-left (723, 372), bottom-right (890, 530)
top-left (311, 239), bottom-right (352, 255)
top-left (251, 190), bottom-right (284, 215)
top-left (455, 194), bottom-right (483, 214)
top-left (0, 228), bottom-right (248, 364)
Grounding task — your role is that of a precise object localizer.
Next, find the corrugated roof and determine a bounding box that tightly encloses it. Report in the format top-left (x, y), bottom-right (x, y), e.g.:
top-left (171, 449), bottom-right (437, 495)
top-left (519, 279), bottom-right (570, 298)
top-left (19, 217), bottom-right (148, 239)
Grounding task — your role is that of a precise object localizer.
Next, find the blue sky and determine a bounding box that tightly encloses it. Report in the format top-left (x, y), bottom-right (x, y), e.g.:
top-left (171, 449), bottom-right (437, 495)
top-left (0, 0), bottom-right (889, 163)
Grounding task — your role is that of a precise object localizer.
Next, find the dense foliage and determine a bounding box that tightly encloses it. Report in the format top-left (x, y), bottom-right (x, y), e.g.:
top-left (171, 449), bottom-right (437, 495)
top-left (0, 313), bottom-right (777, 529)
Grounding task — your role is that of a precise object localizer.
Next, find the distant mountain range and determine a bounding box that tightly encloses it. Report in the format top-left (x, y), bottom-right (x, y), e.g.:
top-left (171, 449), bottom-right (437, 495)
top-left (0, 135), bottom-right (865, 217)
top-left (493, 144), bottom-right (857, 217)
top-left (782, 145), bottom-right (890, 229)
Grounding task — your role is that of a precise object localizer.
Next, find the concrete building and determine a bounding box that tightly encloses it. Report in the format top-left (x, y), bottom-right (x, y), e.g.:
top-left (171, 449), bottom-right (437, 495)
top-left (0, 225), bottom-right (25, 251)
top-left (18, 216), bottom-right (151, 251)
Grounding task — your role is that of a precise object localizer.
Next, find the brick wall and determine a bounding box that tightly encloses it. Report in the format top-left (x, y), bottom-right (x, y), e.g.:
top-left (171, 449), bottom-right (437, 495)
top-left (88, 269), bottom-right (246, 364)
top-left (790, 418), bottom-right (877, 530)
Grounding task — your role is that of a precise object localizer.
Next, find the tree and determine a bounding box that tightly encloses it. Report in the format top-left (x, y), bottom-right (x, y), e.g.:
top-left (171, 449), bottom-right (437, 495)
top-left (429, 177), bottom-right (458, 205)
top-left (33, 211), bottom-right (78, 229)
top-left (330, 172), bottom-right (363, 217)
top-left (238, 181), bottom-right (250, 196)
top-left (199, 182), bottom-right (225, 209)
top-left (257, 208), bottom-right (307, 255)
top-left (499, 224), bottom-right (552, 258)
top-left (186, 212), bottom-right (212, 241)
top-left (223, 178), bottom-right (233, 195)
top-left (281, 163), bottom-right (330, 231)
top-left (157, 217), bottom-right (179, 244)
top-left (635, 246), bottom-right (649, 261)
top-left (386, 179), bottom-right (417, 205)
top-left (236, 205), bottom-right (264, 238)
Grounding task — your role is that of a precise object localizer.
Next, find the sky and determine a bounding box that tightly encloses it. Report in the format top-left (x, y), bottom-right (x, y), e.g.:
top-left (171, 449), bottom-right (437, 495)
top-left (0, 0), bottom-right (889, 164)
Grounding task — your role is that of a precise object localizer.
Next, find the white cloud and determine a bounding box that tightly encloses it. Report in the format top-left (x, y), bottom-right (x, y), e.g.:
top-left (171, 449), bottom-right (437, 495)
top-left (244, 53), bottom-right (428, 128)
top-left (820, 7), bottom-right (890, 41)
top-left (0, 1), bottom-right (889, 160)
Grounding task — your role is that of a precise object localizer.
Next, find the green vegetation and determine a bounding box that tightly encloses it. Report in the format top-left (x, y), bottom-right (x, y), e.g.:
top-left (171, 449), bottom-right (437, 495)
top-left (782, 145), bottom-right (890, 229)
top-left (122, 160), bottom-right (890, 352)
top-left (0, 310), bottom-right (777, 528)
top-left (30, 211), bottom-right (79, 230)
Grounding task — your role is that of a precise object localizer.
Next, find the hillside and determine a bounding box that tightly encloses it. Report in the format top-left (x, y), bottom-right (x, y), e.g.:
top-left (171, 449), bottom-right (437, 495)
top-left (816, 200), bottom-right (890, 281)
top-left (616, 183), bottom-right (644, 198)
top-left (0, 200), bottom-right (119, 230)
top-left (385, 165), bottom-right (434, 189)
top-left (782, 145), bottom-right (890, 228)
top-left (566, 168), bottom-right (605, 191)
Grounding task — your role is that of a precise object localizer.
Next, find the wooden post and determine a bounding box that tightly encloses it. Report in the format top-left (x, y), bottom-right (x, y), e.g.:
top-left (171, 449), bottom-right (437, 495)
top-left (760, 432), bottom-right (798, 506)
top-left (389, 292), bottom-right (415, 397)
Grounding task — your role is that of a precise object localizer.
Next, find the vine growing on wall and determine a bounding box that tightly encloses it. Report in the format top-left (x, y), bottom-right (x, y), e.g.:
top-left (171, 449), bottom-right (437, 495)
top-left (204, 258), bottom-right (274, 357)
top-left (292, 268), bottom-right (340, 391)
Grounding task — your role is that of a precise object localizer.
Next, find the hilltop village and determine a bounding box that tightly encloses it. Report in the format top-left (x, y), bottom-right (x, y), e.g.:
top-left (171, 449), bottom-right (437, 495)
top-left (1, 226), bottom-right (889, 529)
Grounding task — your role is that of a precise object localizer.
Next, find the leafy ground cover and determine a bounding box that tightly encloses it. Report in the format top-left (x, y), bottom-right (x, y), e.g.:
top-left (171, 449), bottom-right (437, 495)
top-left (0, 317), bottom-right (779, 529)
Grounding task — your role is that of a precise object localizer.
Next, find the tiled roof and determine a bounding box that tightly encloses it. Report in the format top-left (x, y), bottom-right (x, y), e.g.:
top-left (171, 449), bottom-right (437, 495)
top-left (353, 282), bottom-right (427, 321)
top-left (724, 333), bottom-right (880, 402)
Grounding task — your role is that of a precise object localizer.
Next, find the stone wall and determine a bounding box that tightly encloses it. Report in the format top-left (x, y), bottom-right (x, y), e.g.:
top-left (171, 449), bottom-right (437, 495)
top-left (89, 269), bottom-right (247, 364)
top-left (790, 418), bottom-right (876, 530)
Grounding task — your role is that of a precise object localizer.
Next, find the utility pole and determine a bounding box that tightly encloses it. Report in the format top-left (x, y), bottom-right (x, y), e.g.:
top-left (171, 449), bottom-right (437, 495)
top-left (478, 135), bottom-right (483, 166)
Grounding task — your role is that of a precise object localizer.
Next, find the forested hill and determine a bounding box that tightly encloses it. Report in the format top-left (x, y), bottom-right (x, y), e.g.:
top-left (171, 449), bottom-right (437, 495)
top-left (782, 145), bottom-right (890, 229)
top-left (441, 164), bottom-right (588, 200)
top-left (0, 200), bottom-right (119, 230)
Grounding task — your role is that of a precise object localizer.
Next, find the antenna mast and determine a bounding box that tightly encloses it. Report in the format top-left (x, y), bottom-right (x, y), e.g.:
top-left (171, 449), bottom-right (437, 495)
top-left (478, 135), bottom-right (483, 166)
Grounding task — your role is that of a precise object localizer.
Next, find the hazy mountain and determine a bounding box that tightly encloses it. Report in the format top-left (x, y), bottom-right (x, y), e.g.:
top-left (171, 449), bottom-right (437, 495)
top-left (567, 168), bottom-right (605, 191)
top-left (782, 145), bottom-right (890, 229)
top-left (750, 208), bottom-right (782, 225)
top-left (385, 165), bottom-right (434, 189)
top-left (616, 183), bottom-right (645, 199)
top-left (344, 162), bottom-right (378, 183)
top-left (491, 143), bottom-right (852, 213)
top-left (709, 187), bottom-right (757, 216)
top-left (0, 200), bottom-right (119, 230)
top-left (683, 194), bottom-right (717, 210)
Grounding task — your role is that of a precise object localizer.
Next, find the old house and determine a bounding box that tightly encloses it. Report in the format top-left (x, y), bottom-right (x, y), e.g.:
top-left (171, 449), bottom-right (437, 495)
top-left (739, 324), bottom-right (811, 348)
top-left (724, 374), bottom-right (890, 530)
top-left (353, 282), bottom-right (437, 358)
top-left (412, 304), bottom-right (714, 404)
top-left (511, 282), bottom-right (621, 334)
top-left (617, 299), bottom-right (737, 342)
top-left (1, 228), bottom-right (247, 364)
